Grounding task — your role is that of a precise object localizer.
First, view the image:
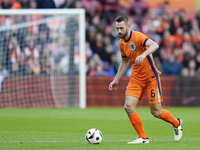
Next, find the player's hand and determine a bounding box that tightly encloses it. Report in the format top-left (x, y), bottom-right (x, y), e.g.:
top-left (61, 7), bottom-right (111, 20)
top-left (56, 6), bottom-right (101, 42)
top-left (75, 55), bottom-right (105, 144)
top-left (109, 80), bottom-right (118, 91)
top-left (135, 54), bottom-right (146, 65)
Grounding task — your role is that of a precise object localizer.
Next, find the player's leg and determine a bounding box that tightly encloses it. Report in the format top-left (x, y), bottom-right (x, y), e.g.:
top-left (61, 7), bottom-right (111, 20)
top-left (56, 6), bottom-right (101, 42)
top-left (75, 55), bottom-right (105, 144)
top-left (124, 95), bottom-right (149, 144)
top-left (125, 80), bottom-right (149, 144)
top-left (147, 76), bottom-right (183, 141)
top-left (149, 103), bottom-right (183, 141)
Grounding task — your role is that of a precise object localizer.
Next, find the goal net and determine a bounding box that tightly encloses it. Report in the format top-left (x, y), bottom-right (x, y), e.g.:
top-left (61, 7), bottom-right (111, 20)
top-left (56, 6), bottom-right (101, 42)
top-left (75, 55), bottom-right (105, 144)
top-left (0, 9), bottom-right (86, 108)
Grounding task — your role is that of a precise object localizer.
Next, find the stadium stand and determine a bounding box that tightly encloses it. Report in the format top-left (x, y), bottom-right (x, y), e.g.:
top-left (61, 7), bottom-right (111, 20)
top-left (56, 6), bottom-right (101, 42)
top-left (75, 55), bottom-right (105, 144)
top-left (0, 0), bottom-right (200, 78)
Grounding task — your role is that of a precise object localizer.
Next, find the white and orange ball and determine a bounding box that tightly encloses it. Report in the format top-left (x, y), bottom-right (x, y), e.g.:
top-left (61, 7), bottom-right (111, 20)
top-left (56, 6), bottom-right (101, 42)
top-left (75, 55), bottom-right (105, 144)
top-left (85, 128), bottom-right (103, 144)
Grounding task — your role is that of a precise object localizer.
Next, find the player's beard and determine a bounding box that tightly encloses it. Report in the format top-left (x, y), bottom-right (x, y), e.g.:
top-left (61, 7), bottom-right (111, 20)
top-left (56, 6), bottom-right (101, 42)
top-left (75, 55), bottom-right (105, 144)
top-left (118, 28), bottom-right (128, 39)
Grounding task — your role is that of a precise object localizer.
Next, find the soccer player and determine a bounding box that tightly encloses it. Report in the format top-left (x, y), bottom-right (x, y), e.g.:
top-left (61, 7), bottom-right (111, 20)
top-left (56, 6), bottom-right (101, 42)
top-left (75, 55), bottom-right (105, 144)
top-left (109, 16), bottom-right (183, 144)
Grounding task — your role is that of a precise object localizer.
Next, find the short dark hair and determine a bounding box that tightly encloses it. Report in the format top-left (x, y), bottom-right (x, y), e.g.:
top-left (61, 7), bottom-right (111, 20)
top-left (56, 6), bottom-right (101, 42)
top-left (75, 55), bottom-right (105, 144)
top-left (115, 16), bottom-right (129, 25)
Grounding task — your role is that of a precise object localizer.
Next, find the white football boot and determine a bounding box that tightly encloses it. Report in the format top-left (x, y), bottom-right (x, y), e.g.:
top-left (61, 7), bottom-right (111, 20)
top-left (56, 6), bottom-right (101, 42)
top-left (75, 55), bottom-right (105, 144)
top-left (174, 118), bottom-right (183, 141)
top-left (127, 137), bottom-right (149, 144)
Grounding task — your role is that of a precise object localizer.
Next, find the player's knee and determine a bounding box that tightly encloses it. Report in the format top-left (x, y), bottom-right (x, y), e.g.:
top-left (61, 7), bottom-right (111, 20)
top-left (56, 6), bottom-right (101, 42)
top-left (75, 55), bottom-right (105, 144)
top-left (151, 109), bottom-right (162, 118)
top-left (124, 103), bottom-right (135, 112)
top-left (124, 103), bottom-right (131, 111)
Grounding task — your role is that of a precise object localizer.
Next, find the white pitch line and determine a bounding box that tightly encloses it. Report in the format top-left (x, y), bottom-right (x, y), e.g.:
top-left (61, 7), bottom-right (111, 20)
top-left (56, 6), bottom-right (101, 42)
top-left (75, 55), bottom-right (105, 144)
top-left (1, 139), bottom-right (200, 144)
top-left (0, 141), bottom-right (63, 144)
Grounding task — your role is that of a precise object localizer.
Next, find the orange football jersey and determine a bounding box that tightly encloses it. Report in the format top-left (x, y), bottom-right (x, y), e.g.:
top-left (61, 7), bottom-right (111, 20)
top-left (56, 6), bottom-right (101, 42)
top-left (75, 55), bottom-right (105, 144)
top-left (119, 31), bottom-right (161, 81)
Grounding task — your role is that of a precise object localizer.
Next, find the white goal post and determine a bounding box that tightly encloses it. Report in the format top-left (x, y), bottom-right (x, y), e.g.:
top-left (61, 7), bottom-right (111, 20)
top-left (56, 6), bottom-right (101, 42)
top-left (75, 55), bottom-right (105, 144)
top-left (0, 9), bottom-right (86, 109)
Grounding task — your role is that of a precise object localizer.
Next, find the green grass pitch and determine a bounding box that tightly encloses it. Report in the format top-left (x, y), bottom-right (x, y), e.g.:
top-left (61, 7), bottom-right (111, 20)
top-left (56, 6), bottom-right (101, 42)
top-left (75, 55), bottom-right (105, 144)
top-left (0, 107), bottom-right (200, 150)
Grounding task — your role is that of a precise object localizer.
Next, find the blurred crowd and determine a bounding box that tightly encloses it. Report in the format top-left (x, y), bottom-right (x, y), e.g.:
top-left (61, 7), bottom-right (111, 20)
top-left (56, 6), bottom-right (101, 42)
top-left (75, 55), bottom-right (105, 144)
top-left (0, 0), bottom-right (200, 77)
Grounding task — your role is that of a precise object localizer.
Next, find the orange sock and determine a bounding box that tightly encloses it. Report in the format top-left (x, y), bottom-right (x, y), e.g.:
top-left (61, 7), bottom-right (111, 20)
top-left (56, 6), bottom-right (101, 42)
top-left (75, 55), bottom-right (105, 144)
top-left (160, 109), bottom-right (179, 127)
top-left (129, 111), bottom-right (147, 139)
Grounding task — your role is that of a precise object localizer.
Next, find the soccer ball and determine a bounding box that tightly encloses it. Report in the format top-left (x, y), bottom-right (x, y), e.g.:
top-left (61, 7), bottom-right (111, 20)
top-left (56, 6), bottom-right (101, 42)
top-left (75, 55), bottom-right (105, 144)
top-left (85, 128), bottom-right (103, 144)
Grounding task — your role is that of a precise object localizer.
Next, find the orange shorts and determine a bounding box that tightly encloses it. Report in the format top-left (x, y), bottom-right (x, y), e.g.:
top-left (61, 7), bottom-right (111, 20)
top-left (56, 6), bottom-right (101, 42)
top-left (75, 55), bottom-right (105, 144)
top-left (125, 76), bottom-right (163, 104)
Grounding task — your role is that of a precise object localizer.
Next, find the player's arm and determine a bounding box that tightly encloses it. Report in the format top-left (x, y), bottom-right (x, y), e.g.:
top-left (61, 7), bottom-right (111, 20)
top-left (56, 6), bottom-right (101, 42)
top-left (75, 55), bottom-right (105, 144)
top-left (109, 57), bottom-right (129, 91)
top-left (143, 39), bottom-right (159, 57)
top-left (114, 57), bottom-right (129, 82)
top-left (135, 39), bottom-right (159, 65)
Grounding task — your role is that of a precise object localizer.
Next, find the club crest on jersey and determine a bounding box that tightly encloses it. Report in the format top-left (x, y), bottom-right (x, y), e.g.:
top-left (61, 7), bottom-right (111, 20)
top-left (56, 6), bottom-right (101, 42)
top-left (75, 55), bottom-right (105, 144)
top-left (130, 43), bottom-right (136, 53)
